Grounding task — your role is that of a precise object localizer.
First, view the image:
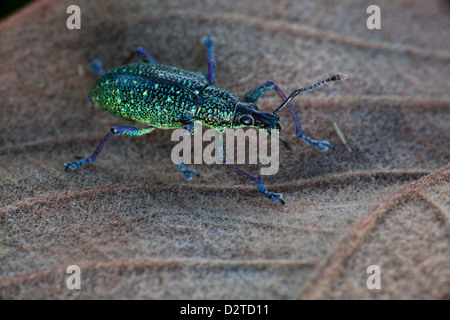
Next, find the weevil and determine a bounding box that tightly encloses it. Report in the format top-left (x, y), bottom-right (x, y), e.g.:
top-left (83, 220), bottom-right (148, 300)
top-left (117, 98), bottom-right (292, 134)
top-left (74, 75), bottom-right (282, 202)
top-left (64, 36), bottom-right (347, 205)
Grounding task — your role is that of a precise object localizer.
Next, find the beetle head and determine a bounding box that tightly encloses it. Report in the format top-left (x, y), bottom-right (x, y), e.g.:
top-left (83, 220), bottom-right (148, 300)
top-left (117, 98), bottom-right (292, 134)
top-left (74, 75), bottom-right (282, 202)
top-left (233, 102), bottom-right (281, 134)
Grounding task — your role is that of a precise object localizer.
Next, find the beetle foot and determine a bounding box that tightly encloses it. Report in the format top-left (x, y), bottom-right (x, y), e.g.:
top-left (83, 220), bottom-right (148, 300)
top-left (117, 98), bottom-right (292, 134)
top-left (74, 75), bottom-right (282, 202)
top-left (64, 162), bottom-right (77, 172)
top-left (64, 159), bottom-right (86, 172)
top-left (202, 35), bottom-right (216, 48)
top-left (177, 163), bottom-right (200, 180)
top-left (89, 59), bottom-right (105, 76)
top-left (300, 135), bottom-right (335, 152)
top-left (257, 182), bottom-right (285, 205)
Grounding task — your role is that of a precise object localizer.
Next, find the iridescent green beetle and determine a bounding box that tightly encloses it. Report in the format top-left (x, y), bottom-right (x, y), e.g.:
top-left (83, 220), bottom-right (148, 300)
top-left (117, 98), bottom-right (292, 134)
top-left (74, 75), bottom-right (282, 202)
top-left (65, 36), bottom-right (347, 205)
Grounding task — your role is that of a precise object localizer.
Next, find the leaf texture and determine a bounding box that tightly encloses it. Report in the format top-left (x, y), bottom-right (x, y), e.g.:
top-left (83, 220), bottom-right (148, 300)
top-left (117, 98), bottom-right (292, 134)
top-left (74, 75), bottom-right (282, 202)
top-left (0, 0), bottom-right (449, 299)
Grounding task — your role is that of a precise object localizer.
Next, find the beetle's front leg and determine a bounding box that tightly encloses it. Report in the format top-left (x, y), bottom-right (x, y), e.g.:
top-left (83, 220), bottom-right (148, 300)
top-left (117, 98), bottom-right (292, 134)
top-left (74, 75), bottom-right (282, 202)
top-left (243, 80), bottom-right (334, 152)
top-left (64, 126), bottom-right (155, 171)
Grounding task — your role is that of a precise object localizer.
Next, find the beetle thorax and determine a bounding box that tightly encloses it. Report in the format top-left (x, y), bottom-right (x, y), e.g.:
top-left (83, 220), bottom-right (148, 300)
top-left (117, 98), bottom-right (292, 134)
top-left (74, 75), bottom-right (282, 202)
top-left (196, 86), bottom-right (239, 130)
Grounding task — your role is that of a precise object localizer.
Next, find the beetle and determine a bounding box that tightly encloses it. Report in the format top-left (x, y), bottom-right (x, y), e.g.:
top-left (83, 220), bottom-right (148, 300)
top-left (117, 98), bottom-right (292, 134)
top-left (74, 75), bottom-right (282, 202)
top-left (64, 36), bottom-right (347, 205)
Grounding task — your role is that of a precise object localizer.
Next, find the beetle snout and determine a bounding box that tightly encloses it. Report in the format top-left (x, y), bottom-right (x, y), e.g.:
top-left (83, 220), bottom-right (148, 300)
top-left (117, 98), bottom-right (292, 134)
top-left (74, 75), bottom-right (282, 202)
top-left (255, 112), bottom-right (280, 132)
top-left (270, 114), bottom-right (281, 131)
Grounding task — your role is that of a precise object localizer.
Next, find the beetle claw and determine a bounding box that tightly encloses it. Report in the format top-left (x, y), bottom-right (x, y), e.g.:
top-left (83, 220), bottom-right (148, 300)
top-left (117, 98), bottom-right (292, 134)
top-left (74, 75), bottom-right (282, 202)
top-left (316, 140), bottom-right (335, 151)
top-left (299, 135), bottom-right (335, 152)
top-left (65, 158), bottom-right (90, 172)
top-left (202, 35), bottom-right (216, 47)
top-left (64, 161), bottom-right (78, 171)
top-left (177, 163), bottom-right (200, 180)
top-left (257, 182), bottom-right (285, 205)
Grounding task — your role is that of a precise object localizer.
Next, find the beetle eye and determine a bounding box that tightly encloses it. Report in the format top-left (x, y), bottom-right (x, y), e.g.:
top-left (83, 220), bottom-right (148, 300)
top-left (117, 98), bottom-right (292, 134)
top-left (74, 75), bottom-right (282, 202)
top-left (239, 115), bottom-right (254, 125)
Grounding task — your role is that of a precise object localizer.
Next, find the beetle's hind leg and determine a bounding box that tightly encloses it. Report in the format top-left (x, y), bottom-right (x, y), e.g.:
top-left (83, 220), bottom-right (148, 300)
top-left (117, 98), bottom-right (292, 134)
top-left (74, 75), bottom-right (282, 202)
top-left (122, 47), bottom-right (157, 65)
top-left (89, 47), bottom-right (157, 76)
top-left (89, 59), bottom-right (106, 76)
top-left (64, 126), bottom-right (155, 171)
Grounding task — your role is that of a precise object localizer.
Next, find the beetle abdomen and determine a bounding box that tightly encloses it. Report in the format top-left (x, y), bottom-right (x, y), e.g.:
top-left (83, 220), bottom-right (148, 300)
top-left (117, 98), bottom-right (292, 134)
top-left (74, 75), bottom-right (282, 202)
top-left (89, 71), bottom-right (200, 129)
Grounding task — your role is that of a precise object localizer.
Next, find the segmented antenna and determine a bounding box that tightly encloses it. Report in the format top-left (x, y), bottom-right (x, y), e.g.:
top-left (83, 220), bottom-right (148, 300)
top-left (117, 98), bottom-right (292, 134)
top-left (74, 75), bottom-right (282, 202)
top-left (272, 74), bottom-right (348, 115)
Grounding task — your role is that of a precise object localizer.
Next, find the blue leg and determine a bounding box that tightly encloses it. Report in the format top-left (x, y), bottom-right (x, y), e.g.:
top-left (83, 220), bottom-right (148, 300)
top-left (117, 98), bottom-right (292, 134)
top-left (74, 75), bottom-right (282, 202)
top-left (89, 47), bottom-right (156, 77)
top-left (202, 35), bottom-right (216, 85)
top-left (225, 157), bottom-right (284, 205)
top-left (243, 80), bottom-right (334, 152)
top-left (65, 126), bottom-right (155, 171)
top-left (177, 122), bottom-right (200, 180)
top-left (89, 59), bottom-right (105, 76)
top-left (219, 146), bottom-right (284, 205)
top-left (122, 47), bottom-right (157, 65)
top-left (177, 163), bottom-right (200, 180)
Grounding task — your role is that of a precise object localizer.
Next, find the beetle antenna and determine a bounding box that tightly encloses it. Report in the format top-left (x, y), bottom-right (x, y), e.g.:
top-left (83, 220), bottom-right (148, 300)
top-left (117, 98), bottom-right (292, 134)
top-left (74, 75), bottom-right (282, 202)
top-left (272, 74), bottom-right (348, 115)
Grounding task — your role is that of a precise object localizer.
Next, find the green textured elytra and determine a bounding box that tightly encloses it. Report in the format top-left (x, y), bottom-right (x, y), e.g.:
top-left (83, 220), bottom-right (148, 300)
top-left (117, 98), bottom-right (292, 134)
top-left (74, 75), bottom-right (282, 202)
top-left (89, 63), bottom-right (240, 131)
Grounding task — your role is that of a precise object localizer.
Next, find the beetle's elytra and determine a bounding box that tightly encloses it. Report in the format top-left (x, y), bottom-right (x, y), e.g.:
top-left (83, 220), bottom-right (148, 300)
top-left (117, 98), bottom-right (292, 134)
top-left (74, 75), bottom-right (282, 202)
top-left (65, 36), bottom-right (347, 205)
top-left (90, 63), bottom-right (240, 132)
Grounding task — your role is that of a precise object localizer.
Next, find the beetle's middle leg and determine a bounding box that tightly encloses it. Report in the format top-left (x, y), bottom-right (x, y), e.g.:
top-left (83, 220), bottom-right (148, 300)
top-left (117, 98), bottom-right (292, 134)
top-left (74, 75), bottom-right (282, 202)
top-left (242, 80), bottom-right (334, 152)
top-left (64, 126), bottom-right (155, 171)
top-left (213, 135), bottom-right (284, 205)
top-left (177, 122), bottom-right (200, 180)
top-left (223, 154), bottom-right (284, 205)
top-left (202, 35), bottom-right (216, 85)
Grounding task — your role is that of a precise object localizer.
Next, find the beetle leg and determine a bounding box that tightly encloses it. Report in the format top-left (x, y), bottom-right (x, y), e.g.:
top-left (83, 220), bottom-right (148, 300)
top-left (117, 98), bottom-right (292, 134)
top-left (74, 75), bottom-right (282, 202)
top-left (243, 80), bottom-right (334, 152)
top-left (242, 80), bottom-right (276, 104)
top-left (221, 150), bottom-right (284, 205)
top-left (267, 130), bottom-right (293, 150)
top-left (177, 123), bottom-right (200, 180)
top-left (89, 59), bottom-right (105, 76)
top-left (257, 182), bottom-right (284, 204)
top-left (122, 47), bottom-right (156, 65)
top-left (177, 163), bottom-right (200, 180)
top-left (64, 126), bottom-right (155, 171)
top-left (88, 47), bottom-right (156, 76)
top-left (176, 115), bottom-right (195, 125)
top-left (202, 35), bottom-right (216, 85)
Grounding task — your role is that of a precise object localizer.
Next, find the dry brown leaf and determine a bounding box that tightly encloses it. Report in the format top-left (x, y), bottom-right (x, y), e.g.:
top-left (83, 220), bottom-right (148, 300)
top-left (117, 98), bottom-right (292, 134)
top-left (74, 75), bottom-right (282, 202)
top-left (0, 0), bottom-right (449, 299)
